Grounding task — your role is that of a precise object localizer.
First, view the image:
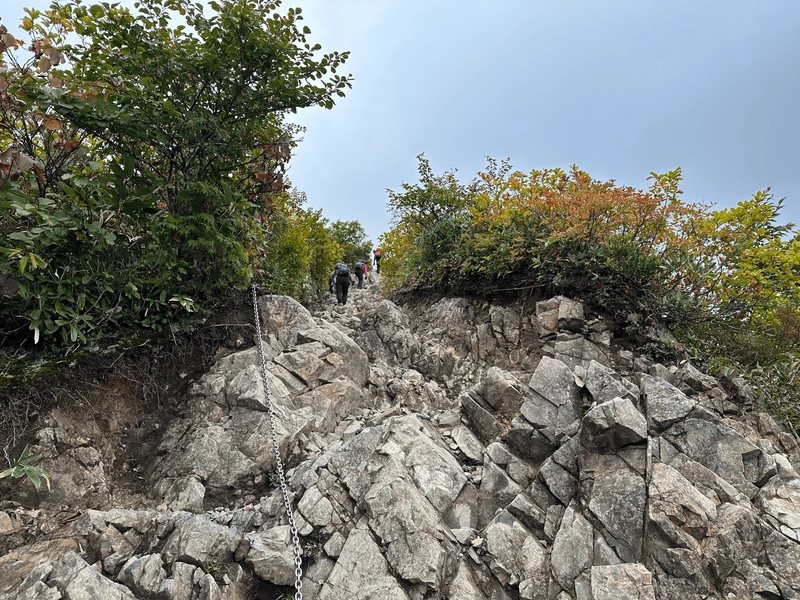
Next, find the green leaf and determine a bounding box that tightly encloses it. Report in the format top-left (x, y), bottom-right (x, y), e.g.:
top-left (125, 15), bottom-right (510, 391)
top-left (26, 472), bottom-right (41, 489)
top-left (0, 446), bottom-right (50, 490)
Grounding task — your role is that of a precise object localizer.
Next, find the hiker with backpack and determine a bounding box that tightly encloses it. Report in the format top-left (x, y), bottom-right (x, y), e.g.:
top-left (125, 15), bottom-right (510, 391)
top-left (373, 247), bottom-right (382, 273)
top-left (354, 259), bottom-right (367, 289)
top-left (330, 262), bottom-right (353, 305)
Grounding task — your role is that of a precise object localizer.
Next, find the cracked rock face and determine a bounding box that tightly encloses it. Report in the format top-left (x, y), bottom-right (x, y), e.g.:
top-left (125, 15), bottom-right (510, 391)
top-left (3, 285), bottom-right (800, 600)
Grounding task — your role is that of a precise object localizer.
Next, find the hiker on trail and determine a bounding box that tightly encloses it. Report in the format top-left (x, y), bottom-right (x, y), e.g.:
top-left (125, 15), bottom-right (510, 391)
top-left (330, 262), bottom-right (353, 305)
top-left (354, 259), bottom-right (368, 289)
top-left (373, 247), bottom-right (382, 273)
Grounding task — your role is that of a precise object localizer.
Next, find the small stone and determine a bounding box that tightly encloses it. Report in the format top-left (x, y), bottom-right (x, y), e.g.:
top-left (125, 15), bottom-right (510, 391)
top-left (451, 528), bottom-right (477, 545)
top-left (0, 512), bottom-right (14, 534)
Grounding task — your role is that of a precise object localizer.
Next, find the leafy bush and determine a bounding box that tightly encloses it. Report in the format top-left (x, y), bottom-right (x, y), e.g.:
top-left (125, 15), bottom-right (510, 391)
top-left (382, 158), bottom-right (706, 319)
top-left (743, 356), bottom-right (800, 431)
top-left (256, 193), bottom-right (342, 298)
top-left (706, 351), bottom-right (800, 431)
top-left (2, 182), bottom-right (138, 344)
top-left (328, 220), bottom-right (373, 267)
top-left (685, 192), bottom-right (800, 327)
top-left (0, 0), bottom-right (353, 347)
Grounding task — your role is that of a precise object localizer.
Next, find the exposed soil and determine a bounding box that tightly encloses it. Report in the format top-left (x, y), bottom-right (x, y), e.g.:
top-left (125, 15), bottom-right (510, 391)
top-left (0, 289), bottom-right (260, 519)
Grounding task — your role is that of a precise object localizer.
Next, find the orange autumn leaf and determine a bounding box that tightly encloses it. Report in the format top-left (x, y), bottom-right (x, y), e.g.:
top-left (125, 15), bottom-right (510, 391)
top-left (43, 117), bottom-right (62, 130)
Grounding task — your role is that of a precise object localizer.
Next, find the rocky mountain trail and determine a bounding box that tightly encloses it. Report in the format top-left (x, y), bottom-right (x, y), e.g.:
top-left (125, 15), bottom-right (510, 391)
top-left (2, 274), bottom-right (800, 599)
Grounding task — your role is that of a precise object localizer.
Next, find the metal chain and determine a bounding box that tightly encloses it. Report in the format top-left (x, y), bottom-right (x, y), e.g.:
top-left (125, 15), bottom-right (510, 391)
top-left (250, 285), bottom-right (304, 600)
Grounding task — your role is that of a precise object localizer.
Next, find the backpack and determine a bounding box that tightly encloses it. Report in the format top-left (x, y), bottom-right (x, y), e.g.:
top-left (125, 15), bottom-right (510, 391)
top-left (355, 260), bottom-right (365, 273)
top-left (335, 263), bottom-right (350, 277)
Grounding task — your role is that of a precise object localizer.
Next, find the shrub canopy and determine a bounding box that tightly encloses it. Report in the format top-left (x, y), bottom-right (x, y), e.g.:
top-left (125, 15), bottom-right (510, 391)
top-left (0, 0), bottom-right (353, 346)
top-left (381, 155), bottom-right (800, 342)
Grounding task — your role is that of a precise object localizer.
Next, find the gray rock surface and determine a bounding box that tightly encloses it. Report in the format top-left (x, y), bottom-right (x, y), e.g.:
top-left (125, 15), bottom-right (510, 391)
top-left (2, 288), bottom-right (799, 600)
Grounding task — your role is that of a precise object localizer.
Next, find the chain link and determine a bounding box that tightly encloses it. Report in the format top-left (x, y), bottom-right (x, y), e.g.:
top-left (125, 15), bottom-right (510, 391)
top-left (251, 285), bottom-right (304, 600)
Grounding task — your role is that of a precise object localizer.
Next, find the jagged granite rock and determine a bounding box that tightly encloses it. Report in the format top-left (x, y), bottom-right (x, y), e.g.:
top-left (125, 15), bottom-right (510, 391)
top-left (50, 551), bottom-right (137, 599)
top-left (256, 293), bottom-right (318, 352)
top-left (590, 563), bottom-right (655, 600)
top-left (33, 411), bottom-right (112, 510)
top-left (580, 450), bottom-right (647, 563)
top-left (519, 355), bottom-right (583, 447)
top-left (584, 360), bottom-right (638, 406)
top-left (3, 291), bottom-right (800, 600)
top-left (242, 525), bottom-right (296, 585)
top-left (354, 299), bottom-right (420, 368)
top-left (580, 397), bottom-right (647, 453)
top-left (481, 366), bottom-right (531, 417)
top-left (117, 553), bottom-right (168, 598)
top-left (319, 527), bottom-right (410, 600)
top-left (551, 506), bottom-right (593, 589)
top-left (641, 373), bottom-right (697, 432)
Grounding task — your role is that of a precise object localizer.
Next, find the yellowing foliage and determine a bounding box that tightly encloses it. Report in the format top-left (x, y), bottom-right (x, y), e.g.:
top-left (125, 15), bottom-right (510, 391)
top-left (384, 156), bottom-right (799, 337)
top-left (690, 192), bottom-right (800, 327)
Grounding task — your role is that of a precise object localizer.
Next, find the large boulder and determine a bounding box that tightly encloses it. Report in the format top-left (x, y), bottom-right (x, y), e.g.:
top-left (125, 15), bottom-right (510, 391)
top-left (257, 294), bottom-right (318, 351)
top-left (354, 300), bottom-right (420, 368)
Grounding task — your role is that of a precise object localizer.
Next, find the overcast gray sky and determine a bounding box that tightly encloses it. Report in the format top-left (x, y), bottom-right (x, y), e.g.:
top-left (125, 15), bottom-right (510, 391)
top-left (4, 1), bottom-right (799, 245)
top-left (287, 0), bottom-right (800, 245)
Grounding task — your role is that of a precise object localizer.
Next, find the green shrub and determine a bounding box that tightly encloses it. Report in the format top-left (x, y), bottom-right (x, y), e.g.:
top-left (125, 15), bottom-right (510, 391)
top-left (1, 445), bottom-right (50, 490)
top-left (1, 0), bottom-right (352, 347)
